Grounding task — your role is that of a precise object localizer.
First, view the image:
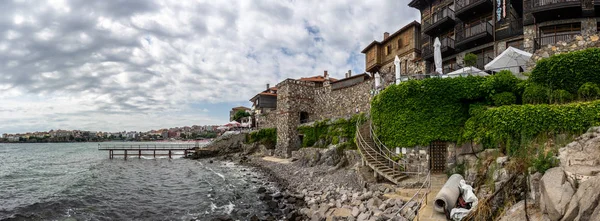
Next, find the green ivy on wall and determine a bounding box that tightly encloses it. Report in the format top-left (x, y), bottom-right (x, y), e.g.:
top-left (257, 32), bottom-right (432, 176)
top-left (461, 100), bottom-right (600, 154)
top-left (297, 113), bottom-right (366, 148)
top-left (248, 128), bottom-right (277, 148)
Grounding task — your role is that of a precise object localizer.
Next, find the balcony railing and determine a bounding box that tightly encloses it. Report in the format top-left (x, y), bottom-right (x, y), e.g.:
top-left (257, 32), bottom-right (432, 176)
top-left (534, 33), bottom-right (579, 50)
top-left (423, 7), bottom-right (456, 31)
top-left (455, 0), bottom-right (492, 15)
top-left (456, 20), bottom-right (493, 44)
top-left (495, 19), bottom-right (524, 40)
top-left (422, 37), bottom-right (456, 59)
top-left (532, 0), bottom-right (580, 8)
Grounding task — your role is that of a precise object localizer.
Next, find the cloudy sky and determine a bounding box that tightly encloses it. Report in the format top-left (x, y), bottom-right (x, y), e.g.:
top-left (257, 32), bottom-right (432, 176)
top-left (0, 0), bottom-right (418, 134)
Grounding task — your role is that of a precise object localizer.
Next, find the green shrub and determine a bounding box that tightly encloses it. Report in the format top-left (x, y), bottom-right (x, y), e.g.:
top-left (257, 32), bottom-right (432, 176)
top-left (532, 151), bottom-right (558, 174)
top-left (248, 128), bottom-right (277, 147)
top-left (531, 48), bottom-right (600, 93)
top-left (578, 82), bottom-right (600, 101)
top-left (492, 92), bottom-right (516, 106)
top-left (462, 100), bottom-right (600, 155)
top-left (523, 83), bottom-right (549, 104)
top-left (550, 89), bottom-right (573, 104)
top-left (481, 70), bottom-right (520, 96)
top-left (464, 53), bottom-right (477, 67)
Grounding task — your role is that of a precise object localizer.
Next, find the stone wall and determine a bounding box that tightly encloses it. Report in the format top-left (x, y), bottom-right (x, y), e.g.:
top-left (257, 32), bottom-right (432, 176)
top-left (275, 79), bottom-right (319, 157)
top-left (312, 78), bottom-right (373, 121)
top-left (274, 76), bottom-right (376, 158)
top-left (379, 52), bottom-right (424, 88)
top-left (524, 17), bottom-right (599, 54)
top-left (402, 146), bottom-right (429, 174)
top-left (526, 34), bottom-right (600, 71)
top-left (256, 112), bottom-right (277, 129)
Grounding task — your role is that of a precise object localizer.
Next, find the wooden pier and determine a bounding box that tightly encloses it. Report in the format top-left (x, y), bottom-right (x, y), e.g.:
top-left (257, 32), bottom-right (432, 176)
top-left (98, 144), bottom-right (197, 159)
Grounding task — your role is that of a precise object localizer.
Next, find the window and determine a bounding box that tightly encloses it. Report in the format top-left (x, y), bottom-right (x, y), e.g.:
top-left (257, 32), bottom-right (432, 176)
top-left (443, 59), bottom-right (457, 73)
top-left (540, 23), bottom-right (581, 37)
top-left (386, 45), bottom-right (392, 55)
top-left (397, 39), bottom-right (403, 49)
top-left (300, 112), bottom-right (309, 124)
top-left (506, 39), bottom-right (524, 50)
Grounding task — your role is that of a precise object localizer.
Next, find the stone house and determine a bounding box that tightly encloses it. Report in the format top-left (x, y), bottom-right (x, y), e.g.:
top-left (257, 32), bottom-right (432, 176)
top-left (361, 21), bottom-right (425, 87)
top-left (229, 106), bottom-right (251, 122)
top-left (249, 70), bottom-right (374, 158)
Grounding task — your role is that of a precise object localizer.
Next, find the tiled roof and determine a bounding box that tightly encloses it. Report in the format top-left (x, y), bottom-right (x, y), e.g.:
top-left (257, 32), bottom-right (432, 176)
top-left (299, 75), bottom-right (338, 82)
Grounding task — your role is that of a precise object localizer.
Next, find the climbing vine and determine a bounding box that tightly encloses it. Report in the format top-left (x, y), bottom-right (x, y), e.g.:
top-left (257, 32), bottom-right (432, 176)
top-left (297, 113), bottom-right (366, 148)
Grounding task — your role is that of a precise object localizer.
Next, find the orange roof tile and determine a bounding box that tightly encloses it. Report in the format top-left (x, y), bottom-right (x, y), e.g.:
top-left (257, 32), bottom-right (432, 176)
top-left (299, 75), bottom-right (338, 82)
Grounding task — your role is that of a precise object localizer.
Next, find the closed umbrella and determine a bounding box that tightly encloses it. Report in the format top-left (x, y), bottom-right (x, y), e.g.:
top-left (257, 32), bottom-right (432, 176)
top-left (434, 37), bottom-right (443, 75)
top-left (374, 72), bottom-right (381, 89)
top-left (394, 56), bottom-right (401, 84)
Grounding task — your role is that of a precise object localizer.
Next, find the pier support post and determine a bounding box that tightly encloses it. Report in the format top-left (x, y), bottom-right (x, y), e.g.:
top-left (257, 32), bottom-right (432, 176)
top-left (153, 150), bottom-right (156, 158)
top-left (139, 150), bottom-right (141, 159)
top-left (169, 150), bottom-right (171, 159)
top-left (125, 150), bottom-right (127, 160)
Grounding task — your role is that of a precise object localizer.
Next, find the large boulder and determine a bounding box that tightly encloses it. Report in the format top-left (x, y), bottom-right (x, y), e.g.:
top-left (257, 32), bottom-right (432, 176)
top-left (540, 167), bottom-right (575, 221)
top-left (559, 127), bottom-right (600, 184)
top-left (561, 176), bottom-right (600, 221)
top-left (319, 145), bottom-right (343, 166)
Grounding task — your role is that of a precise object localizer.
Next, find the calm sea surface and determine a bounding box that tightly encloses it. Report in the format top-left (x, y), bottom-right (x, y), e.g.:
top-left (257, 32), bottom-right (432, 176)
top-left (0, 142), bottom-right (275, 220)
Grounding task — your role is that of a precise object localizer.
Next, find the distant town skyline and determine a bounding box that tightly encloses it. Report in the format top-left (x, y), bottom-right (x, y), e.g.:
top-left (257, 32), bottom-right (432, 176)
top-left (0, 0), bottom-right (419, 134)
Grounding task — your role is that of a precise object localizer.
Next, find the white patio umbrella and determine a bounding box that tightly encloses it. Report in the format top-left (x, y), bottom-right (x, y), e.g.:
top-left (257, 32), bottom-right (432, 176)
top-left (434, 37), bottom-right (443, 75)
top-left (394, 56), bottom-right (401, 84)
top-left (446, 67), bottom-right (489, 78)
top-left (484, 46), bottom-right (532, 75)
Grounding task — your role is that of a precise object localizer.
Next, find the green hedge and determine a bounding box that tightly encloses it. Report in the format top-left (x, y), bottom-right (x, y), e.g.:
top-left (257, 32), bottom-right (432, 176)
top-left (371, 76), bottom-right (488, 147)
top-left (248, 128), bottom-right (277, 147)
top-left (492, 92), bottom-right (516, 106)
top-left (297, 114), bottom-right (366, 148)
top-left (462, 100), bottom-right (600, 155)
top-left (531, 48), bottom-right (600, 93)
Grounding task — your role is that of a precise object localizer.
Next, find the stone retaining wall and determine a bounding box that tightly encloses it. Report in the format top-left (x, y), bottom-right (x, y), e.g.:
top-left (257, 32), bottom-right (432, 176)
top-left (526, 34), bottom-right (600, 71)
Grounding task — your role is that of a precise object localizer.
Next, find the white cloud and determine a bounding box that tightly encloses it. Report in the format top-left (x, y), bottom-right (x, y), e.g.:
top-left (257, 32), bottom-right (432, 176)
top-left (0, 0), bottom-right (419, 133)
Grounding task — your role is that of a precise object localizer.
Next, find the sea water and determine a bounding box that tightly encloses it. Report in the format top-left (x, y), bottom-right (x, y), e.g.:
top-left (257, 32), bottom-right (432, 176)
top-left (0, 143), bottom-right (273, 220)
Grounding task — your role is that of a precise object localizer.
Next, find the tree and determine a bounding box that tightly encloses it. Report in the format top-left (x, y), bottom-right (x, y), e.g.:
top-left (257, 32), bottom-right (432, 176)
top-left (180, 133), bottom-right (187, 139)
top-left (233, 110), bottom-right (250, 122)
top-left (464, 53), bottom-right (477, 67)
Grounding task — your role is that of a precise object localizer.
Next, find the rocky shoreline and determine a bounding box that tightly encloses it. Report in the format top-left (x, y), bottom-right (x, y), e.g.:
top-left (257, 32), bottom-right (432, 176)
top-left (192, 133), bottom-right (412, 221)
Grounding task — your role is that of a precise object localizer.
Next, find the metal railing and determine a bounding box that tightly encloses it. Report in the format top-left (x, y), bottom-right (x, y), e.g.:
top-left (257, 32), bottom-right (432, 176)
top-left (98, 143), bottom-right (197, 150)
top-left (534, 33), bottom-right (579, 50)
top-left (456, 20), bottom-right (493, 43)
top-left (532, 0), bottom-right (580, 8)
top-left (391, 171), bottom-right (431, 220)
top-left (495, 19), bottom-right (524, 40)
top-left (423, 6), bottom-right (455, 31)
top-left (456, 0), bottom-right (492, 13)
top-left (422, 37), bottom-right (455, 59)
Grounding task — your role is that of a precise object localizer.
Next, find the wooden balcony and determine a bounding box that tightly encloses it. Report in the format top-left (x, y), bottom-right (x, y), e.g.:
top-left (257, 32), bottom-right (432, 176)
top-left (422, 6), bottom-right (456, 36)
top-left (455, 20), bottom-right (493, 49)
top-left (455, 0), bottom-right (493, 20)
top-left (422, 37), bottom-right (456, 60)
top-left (534, 33), bottom-right (579, 51)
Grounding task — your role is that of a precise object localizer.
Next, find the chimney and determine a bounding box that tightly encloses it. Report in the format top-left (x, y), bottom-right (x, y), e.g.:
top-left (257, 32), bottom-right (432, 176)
top-left (324, 70), bottom-right (328, 78)
top-left (348, 70), bottom-right (352, 77)
top-left (266, 83), bottom-right (270, 90)
top-left (384, 32), bottom-right (390, 40)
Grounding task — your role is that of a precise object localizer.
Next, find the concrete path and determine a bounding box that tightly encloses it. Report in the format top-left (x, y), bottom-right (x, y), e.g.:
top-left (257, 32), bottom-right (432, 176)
top-left (416, 174), bottom-right (448, 221)
top-left (261, 156), bottom-right (292, 164)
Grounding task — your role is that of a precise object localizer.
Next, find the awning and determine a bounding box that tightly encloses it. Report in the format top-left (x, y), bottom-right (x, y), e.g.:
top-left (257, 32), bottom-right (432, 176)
top-left (484, 46), bottom-right (532, 76)
top-left (444, 66), bottom-right (489, 78)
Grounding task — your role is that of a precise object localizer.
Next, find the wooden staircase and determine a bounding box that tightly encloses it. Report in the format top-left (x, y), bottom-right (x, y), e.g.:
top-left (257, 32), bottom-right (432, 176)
top-left (356, 120), bottom-right (408, 185)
